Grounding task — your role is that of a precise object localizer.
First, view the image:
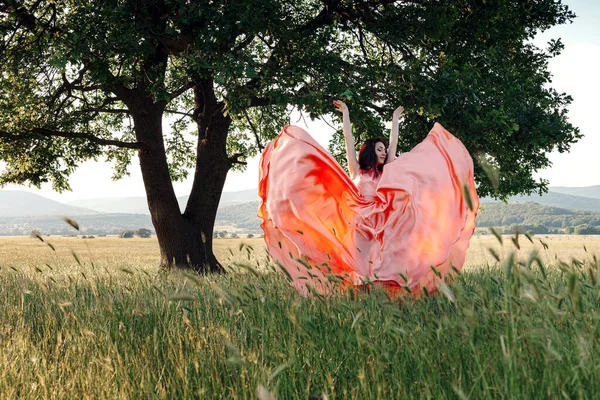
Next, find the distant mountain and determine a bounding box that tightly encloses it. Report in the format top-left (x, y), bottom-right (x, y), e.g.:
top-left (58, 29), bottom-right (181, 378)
top-left (0, 188), bottom-right (262, 235)
top-left (216, 199), bottom-right (600, 235)
top-left (178, 189), bottom-right (259, 210)
top-left (477, 201), bottom-right (600, 229)
top-left (5, 185), bottom-right (600, 236)
top-left (549, 185), bottom-right (600, 200)
top-left (0, 191), bottom-right (100, 217)
top-left (216, 201), bottom-right (261, 232)
top-left (66, 189), bottom-right (260, 215)
top-left (480, 191), bottom-right (600, 213)
top-left (216, 189), bottom-right (600, 234)
top-left (220, 188), bottom-right (260, 204)
top-left (66, 196), bottom-right (149, 214)
top-left (0, 213), bottom-right (153, 236)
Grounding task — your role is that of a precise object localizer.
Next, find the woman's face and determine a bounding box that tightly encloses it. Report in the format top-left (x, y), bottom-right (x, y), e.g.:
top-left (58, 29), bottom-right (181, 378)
top-left (375, 142), bottom-right (387, 165)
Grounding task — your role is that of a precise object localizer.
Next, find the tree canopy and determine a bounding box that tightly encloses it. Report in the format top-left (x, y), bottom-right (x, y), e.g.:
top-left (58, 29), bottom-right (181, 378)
top-left (1, 0), bottom-right (579, 198)
top-left (0, 0), bottom-right (581, 270)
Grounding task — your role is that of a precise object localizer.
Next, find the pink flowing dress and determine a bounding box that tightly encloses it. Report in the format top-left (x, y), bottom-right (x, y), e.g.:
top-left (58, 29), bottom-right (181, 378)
top-left (258, 123), bottom-right (478, 296)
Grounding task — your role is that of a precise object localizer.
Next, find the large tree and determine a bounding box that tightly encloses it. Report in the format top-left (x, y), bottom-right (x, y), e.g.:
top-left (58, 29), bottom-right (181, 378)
top-left (0, 0), bottom-right (579, 272)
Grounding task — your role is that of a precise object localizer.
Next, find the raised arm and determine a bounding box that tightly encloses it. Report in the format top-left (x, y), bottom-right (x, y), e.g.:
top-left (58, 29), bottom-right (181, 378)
top-left (333, 100), bottom-right (359, 179)
top-left (386, 106), bottom-right (404, 164)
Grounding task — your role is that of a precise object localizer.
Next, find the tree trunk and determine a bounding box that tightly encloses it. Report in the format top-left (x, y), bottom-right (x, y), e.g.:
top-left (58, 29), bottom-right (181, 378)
top-left (132, 96), bottom-right (226, 274)
top-left (181, 79), bottom-right (233, 273)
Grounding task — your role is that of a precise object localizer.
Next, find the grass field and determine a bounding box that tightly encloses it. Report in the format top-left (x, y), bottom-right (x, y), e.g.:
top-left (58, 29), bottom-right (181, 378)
top-left (3, 234), bottom-right (599, 272)
top-left (1, 234), bottom-right (600, 398)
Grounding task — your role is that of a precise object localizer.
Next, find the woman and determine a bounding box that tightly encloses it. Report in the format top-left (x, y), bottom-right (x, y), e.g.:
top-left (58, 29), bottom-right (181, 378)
top-left (333, 100), bottom-right (403, 181)
top-left (258, 100), bottom-right (478, 296)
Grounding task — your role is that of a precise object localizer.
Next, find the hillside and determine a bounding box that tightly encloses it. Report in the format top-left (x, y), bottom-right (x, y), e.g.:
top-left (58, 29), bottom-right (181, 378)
top-left (0, 214), bottom-right (153, 236)
top-left (179, 189), bottom-right (259, 207)
top-left (0, 203), bottom-right (262, 236)
top-left (66, 196), bottom-right (149, 214)
top-left (480, 191), bottom-right (600, 213)
top-left (215, 201), bottom-right (261, 232)
top-left (478, 202), bottom-right (600, 227)
top-left (549, 185), bottom-right (600, 199)
top-left (0, 191), bottom-right (100, 217)
top-left (3, 200), bottom-right (600, 236)
top-left (85, 189), bottom-right (599, 215)
top-left (4, 186), bottom-right (600, 236)
top-left (477, 202), bottom-right (600, 233)
top-left (214, 200), bottom-right (600, 235)
top-left (66, 189), bottom-right (260, 214)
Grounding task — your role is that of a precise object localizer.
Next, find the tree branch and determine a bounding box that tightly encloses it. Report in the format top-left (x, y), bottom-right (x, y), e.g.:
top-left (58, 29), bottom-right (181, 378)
top-left (243, 109), bottom-right (265, 152)
top-left (364, 101), bottom-right (391, 114)
top-left (168, 82), bottom-right (194, 102)
top-left (75, 108), bottom-right (131, 114)
top-left (159, 35), bottom-right (190, 56)
top-left (165, 108), bottom-right (194, 117)
top-left (0, 128), bottom-right (141, 149)
top-left (232, 33), bottom-right (256, 54)
top-left (229, 152), bottom-right (246, 165)
top-left (249, 95), bottom-right (270, 107)
top-left (236, 2), bottom-right (340, 106)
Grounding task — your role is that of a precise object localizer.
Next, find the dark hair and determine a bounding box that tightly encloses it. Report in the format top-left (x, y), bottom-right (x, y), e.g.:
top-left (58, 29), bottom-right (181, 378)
top-left (358, 137), bottom-right (388, 173)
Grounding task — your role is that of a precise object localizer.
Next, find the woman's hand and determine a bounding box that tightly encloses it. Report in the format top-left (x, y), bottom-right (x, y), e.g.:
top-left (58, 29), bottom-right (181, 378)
top-left (333, 100), bottom-right (349, 115)
top-left (393, 105), bottom-right (404, 119)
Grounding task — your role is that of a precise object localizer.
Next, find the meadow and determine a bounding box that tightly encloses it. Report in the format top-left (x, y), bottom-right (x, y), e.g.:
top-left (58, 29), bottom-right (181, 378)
top-left (1, 234), bottom-right (599, 398)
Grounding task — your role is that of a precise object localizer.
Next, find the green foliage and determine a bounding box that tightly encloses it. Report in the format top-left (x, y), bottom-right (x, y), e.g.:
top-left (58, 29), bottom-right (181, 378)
top-left (0, 0), bottom-right (579, 199)
top-left (574, 225), bottom-right (600, 235)
top-left (216, 201), bottom-right (261, 232)
top-left (486, 190), bottom-right (600, 213)
top-left (478, 202), bottom-right (600, 231)
top-left (118, 230), bottom-right (135, 239)
top-left (213, 230), bottom-right (229, 239)
top-left (504, 223), bottom-right (549, 235)
top-left (135, 228), bottom-right (153, 238)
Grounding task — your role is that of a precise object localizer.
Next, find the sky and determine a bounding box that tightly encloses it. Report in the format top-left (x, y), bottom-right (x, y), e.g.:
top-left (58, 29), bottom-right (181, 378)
top-left (3, 0), bottom-right (599, 202)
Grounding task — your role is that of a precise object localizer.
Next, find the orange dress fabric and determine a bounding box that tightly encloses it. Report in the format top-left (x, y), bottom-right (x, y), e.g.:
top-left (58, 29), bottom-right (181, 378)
top-left (258, 123), bottom-right (479, 296)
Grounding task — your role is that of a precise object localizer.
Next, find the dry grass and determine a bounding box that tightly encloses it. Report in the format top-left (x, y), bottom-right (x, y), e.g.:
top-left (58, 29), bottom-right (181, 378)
top-left (2, 234), bottom-right (599, 272)
top-left (466, 234), bottom-right (600, 270)
top-left (0, 236), bottom-right (269, 272)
